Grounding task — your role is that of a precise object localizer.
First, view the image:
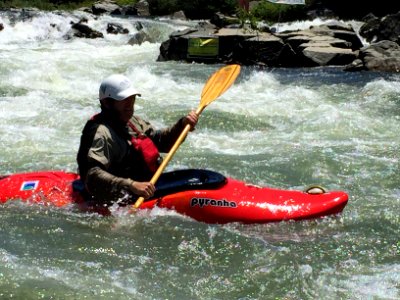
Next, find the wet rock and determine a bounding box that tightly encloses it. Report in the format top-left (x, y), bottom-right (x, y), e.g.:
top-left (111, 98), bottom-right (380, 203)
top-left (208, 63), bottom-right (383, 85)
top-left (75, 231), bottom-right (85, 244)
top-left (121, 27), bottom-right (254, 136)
top-left (135, 0), bottom-right (150, 17)
top-left (92, 2), bottom-right (121, 15)
top-left (358, 40), bottom-right (400, 72)
top-left (71, 21), bottom-right (104, 39)
top-left (128, 31), bottom-right (154, 45)
top-left (107, 23), bottom-right (129, 35)
top-left (360, 11), bottom-right (400, 44)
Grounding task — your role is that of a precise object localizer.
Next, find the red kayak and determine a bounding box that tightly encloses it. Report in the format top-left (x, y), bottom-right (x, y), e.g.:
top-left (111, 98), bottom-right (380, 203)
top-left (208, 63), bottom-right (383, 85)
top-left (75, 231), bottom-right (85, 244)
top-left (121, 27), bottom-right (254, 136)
top-left (0, 169), bottom-right (348, 224)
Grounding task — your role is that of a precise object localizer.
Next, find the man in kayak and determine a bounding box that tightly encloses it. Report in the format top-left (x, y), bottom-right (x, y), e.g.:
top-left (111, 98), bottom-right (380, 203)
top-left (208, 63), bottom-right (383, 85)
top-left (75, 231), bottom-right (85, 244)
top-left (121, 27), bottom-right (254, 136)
top-left (77, 74), bottom-right (198, 206)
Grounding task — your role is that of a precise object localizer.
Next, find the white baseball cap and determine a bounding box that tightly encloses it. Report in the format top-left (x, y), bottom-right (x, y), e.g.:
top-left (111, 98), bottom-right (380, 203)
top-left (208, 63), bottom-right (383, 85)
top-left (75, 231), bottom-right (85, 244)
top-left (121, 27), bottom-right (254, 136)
top-left (99, 74), bottom-right (141, 101)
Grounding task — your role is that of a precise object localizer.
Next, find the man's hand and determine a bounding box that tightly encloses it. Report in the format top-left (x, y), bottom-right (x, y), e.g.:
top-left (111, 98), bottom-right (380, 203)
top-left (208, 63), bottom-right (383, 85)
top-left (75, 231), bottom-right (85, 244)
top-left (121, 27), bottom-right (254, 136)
top-left (130, 181), bottom-right (155, 199)
top-left (183, 110), bottom-right (198, 131)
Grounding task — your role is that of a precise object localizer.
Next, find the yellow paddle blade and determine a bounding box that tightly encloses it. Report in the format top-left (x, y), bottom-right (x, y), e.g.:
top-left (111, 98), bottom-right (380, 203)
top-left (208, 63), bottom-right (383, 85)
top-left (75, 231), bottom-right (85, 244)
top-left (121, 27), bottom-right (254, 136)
top-left (200, 64), bottom-right (241, 107)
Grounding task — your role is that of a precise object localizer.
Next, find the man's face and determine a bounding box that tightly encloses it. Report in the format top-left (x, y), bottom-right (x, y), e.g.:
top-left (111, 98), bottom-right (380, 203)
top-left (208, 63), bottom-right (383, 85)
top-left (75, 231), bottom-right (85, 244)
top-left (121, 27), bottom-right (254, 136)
top-left (110, 95), bottom-right (136, 123)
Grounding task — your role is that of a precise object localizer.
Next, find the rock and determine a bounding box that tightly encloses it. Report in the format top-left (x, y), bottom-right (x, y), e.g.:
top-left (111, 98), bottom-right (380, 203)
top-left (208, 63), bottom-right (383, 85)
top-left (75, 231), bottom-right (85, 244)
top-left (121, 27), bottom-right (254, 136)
top-left (170, 10), bottom-right (187, 20)
top-left (107, 23), bottom-right (129, 34)
top-left (157, 22), bottom-right (364, 68)
top-left (135, 0), bottom-right (150, 17)
top-left (210, 12), bottom-right (240, 28)
top-left (120, 5), bottom-right (138, 16)
top-left (128, 31), bottom-right (154, 45)
top-left (359, 11), bottom-right (400, 44)
top-left (71, 21), bottom-right (104, 39)
top-left (344, 59), bottom-right (366, 71)
top-left (241, 33), bottom-right (286, 66)
top-left (92, 2), bottom-right (121, 15)
top-left (358, 40), bottom-right (400, 72)
top-left (303, 46), bottom-right (358, 66)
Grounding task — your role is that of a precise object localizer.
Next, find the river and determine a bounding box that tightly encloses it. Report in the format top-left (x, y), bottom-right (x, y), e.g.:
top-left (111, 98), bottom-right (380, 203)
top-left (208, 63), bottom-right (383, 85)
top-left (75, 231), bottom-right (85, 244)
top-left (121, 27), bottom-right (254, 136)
top-left (0, 9), bottom-right (399, 300)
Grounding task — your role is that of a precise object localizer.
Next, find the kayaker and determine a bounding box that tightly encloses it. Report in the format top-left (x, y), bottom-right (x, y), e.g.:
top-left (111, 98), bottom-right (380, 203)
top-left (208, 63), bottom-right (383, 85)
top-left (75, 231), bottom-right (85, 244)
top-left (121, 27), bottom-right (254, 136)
top-left (76, 74), bottom-right (198, 206)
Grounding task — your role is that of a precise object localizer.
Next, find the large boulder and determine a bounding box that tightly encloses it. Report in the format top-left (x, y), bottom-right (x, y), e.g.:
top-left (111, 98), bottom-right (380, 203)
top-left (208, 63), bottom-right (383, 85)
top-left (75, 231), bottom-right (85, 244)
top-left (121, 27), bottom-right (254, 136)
top-left (134, 0), bottom-right (150, 17)
top-left (359, 11), bottom-right (400, 44)
top-left (92, 1), bottom-right (121, 15)
top-left (90, 0), bottom-right (149, 16)
top-left (359, 40), bottom-right (400, 72)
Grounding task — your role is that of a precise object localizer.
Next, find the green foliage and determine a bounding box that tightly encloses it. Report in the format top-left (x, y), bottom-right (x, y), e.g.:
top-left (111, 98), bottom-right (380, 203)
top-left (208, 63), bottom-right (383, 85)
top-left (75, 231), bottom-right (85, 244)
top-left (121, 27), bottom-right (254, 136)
top-left (0, 0), bottom-right (50, 10)
top-left (236, 9), bottom-right (259, 31)
top-left (115, 0), bottom-right (137, 5)
top-left (251, 1), bottom-right (307, 23)
top-left (147, 0), bottom-right (237, 19)
top-left (0, 0), bottom-right (95, 10)
top-left (145, 0), bottom-right (177, 15)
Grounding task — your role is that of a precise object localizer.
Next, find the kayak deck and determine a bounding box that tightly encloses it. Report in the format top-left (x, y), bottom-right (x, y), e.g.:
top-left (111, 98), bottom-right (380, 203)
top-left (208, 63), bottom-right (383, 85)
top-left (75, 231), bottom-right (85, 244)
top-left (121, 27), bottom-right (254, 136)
top-left (141, 177), bottom-right (348, 224)
top-left (0, 171), bottom-right (79, 207)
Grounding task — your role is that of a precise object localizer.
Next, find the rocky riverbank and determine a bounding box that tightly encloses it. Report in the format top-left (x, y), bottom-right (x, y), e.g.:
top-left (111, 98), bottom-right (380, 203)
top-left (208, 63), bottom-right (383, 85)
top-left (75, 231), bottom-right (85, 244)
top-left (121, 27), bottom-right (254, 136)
top-left (1, 1), bottom-right (399, 72)
top-left (158, 11), bottom-right (400, 73)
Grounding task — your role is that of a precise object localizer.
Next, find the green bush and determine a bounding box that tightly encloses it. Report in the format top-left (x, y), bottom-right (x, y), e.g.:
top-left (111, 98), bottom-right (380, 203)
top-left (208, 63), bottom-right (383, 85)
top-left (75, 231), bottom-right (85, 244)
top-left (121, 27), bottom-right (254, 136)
top-left (0, 0), bottom-right (94, 10)
top-left (182, 0), bottom-right (238, 19)
top-left (146, 0), bottom-right (179, 16)
top-left (146, 0), bottom-right (237, 19)
top-left (251, 2), bottom-right (307, 23)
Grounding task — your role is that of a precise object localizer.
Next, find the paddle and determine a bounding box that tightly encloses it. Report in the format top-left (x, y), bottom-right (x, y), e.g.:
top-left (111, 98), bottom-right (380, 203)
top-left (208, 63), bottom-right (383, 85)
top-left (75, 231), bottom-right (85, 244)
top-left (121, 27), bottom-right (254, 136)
top-left (132, 64), bottom-right (241, 209)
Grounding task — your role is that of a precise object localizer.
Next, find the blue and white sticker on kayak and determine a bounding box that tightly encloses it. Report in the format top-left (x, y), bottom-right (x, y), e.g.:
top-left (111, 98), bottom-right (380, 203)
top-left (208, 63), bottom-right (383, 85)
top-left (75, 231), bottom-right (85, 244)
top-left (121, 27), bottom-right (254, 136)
top-left (20, 180), bottom-right (39, 191)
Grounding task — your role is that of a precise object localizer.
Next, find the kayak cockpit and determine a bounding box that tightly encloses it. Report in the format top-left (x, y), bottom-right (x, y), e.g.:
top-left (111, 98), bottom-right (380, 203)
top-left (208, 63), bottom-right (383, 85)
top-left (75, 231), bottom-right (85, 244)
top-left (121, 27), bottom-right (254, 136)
top-left (153, 169), bottom-right (227, 199)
